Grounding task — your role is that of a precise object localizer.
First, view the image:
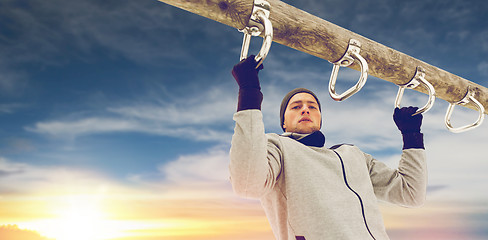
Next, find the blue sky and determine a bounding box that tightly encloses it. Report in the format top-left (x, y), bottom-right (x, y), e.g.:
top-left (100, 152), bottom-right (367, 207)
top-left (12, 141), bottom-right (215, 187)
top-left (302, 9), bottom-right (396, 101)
top-left (1, 0), bottom-right (488, 239)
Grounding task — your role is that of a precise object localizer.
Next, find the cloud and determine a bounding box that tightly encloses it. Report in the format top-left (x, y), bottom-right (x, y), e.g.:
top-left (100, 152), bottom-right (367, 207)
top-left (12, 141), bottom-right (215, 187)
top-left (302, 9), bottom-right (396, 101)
top-left (108, 87), bottom-right (236, 127)
top-left (26, 84), bottom-right (237, 142)
top-left (480, 31), bottom-right (488, 52)
top-left (26, 115), bottom-right (233, 143)
top-left (0, 65), bottom-right (28, 96)
top-left (0, 72), bottom-right (21, 94)
top-left (124, 145), bottom-right (235, 200)
top-left (0, 157), bottom-right (116, 196)
top-left (423, 127), bottom-right (488, 201)
top-left (26, 117), bottom-right (139, 137)
top-left (158, 146), bottom-right (230, 184)
top-left (478, 61), bottom-right (488, 77)
top-left (0, 225), bottom-right (53, 240)
top-left (383, 201), bottom-right (488, 240)
top-left (0, 103), bottom-right (25, 114)
top-left (0, 137), bottom-right (36, 155)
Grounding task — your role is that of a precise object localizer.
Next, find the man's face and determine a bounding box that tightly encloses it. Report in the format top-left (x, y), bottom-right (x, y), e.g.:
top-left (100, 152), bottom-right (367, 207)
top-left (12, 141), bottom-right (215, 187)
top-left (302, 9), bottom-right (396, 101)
top-left (283, 93), bottom-right (322, 134)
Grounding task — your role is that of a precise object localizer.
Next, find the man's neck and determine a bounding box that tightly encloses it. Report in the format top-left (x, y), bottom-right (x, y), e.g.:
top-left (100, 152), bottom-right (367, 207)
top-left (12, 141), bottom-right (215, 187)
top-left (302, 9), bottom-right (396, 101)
top-left (282, 131), bottom-right (325, 147)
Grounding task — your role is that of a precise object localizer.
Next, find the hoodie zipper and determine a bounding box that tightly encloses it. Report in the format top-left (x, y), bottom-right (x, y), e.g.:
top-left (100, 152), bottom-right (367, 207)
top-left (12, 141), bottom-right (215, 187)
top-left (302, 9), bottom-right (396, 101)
top-left (332, 149), bottom-right (376, 240)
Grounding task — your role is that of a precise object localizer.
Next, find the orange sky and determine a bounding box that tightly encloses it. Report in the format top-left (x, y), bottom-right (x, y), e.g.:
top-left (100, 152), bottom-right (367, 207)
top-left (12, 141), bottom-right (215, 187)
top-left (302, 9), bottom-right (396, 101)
top-left (1, 181), bottom-right (486, 240)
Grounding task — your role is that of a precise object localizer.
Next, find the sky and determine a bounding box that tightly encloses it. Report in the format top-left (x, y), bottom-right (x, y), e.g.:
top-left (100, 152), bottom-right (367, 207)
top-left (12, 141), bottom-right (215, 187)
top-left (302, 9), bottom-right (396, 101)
top-left (0, 0), bottom-right (487, 239)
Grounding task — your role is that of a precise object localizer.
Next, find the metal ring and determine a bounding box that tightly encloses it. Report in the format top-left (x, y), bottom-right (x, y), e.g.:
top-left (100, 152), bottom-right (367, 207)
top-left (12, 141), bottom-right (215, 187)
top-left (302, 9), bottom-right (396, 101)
top-left (329, 39), bottom-right (369, 101)
top-left (445, 88), bottom-right (485, 133)
top-left (394, 67), bottom-right (436, 115)
top-left (239, 4), bottom-right (272, 68)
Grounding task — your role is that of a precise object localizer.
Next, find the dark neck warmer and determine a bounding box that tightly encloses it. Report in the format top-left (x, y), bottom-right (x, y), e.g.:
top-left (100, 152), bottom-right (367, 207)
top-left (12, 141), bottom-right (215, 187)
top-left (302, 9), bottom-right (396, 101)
top-left (284, 131), bottom-right (326, 148)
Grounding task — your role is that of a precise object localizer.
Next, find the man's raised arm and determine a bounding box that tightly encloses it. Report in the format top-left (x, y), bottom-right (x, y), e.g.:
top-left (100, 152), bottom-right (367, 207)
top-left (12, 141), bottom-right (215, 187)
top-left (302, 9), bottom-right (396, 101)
top-left (229, 57), bottom-right (281, 199)
top-left (369, 107), bottom-right (428, 207)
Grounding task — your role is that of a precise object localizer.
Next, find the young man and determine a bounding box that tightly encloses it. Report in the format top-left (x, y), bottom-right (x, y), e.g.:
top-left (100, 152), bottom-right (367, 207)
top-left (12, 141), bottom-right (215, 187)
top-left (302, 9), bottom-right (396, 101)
top-left (229, 56), bottom-right (427, 240)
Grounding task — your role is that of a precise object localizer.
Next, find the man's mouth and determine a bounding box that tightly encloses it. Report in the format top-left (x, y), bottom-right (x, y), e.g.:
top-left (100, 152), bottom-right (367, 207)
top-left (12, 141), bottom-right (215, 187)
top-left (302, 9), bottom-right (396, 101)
top-left (299, 117), bottom-right (312, 123)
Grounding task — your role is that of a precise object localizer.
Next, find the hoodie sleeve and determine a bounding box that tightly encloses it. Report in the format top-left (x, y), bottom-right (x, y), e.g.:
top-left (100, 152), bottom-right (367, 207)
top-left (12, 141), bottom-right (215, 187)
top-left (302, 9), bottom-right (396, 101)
top-left (367, 149), bottom-right (427, 207)
top-left (229, 110), bottom-right (283, 199)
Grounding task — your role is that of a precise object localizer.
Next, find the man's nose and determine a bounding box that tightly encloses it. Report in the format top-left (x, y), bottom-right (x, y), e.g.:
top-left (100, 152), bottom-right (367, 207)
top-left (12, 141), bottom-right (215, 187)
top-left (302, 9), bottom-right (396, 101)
top-left (301, 106), bottom-right (310, 114)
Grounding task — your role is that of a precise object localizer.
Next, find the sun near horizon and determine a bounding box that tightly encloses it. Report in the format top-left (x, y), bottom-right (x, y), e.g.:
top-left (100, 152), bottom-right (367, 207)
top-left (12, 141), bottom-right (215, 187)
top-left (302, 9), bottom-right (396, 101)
top-left (0, 191), bottom-right (274, 240)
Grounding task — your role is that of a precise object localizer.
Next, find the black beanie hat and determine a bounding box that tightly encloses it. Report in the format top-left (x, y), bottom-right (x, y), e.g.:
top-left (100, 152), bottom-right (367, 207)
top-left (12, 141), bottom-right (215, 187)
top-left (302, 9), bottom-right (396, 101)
top-left (280, 88), bottom-right (321, 131)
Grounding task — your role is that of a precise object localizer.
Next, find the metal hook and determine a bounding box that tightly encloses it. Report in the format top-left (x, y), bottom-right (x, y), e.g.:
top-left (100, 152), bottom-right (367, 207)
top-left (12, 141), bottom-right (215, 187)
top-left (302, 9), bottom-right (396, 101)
top-left (445, 87), bottom-right (485, 133)
top-left (395, 66), bottom-right (436, 115)
top-left (239, 0), bottom-right (272, 68)
top-left (328, 39), bottom-right (369, 101)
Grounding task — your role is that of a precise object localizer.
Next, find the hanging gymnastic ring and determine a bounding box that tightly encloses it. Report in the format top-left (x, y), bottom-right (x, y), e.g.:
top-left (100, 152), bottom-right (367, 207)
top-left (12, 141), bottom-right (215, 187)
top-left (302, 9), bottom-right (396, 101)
top-left (239, 0), bottom-right (272, 68)
top-left (395, 66), bottom-right (436, 115)
top-left (329, 39), bottom-right (369, 101)
top-left (445, 87), bottom-right (485, 133)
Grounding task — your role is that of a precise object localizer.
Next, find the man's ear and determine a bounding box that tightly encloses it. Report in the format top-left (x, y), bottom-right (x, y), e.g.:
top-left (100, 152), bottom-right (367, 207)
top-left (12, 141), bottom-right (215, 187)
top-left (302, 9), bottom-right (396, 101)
top-left (282, 124), bottom-right (286, 131)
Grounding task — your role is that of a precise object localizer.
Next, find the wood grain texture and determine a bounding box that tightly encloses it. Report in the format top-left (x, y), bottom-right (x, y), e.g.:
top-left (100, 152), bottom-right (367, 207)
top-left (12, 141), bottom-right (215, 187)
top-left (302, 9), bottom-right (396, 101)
top-left (158, 0), bottom-right (488, 115)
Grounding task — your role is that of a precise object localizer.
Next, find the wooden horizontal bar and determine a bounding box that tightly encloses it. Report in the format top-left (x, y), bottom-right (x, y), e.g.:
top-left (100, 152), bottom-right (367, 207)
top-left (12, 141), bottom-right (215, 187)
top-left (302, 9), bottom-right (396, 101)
top-left (157, 0), bottom-right (488, 115)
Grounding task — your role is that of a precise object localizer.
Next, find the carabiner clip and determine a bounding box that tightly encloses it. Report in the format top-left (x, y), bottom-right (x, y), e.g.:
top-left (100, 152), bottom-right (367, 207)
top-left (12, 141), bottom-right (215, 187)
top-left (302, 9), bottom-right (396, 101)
top-left (328, 39), bottom-right (369, 101)
top-left (395, 66), bottom-right (436, 115)
top-left (239, 0), bottom-right (272, 68)
top-left (445, 87), bottom-right (485, 133)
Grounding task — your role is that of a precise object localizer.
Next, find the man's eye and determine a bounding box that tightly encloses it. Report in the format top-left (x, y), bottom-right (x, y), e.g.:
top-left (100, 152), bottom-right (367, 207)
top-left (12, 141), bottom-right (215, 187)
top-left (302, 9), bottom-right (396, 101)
top-left (292, 106), bottom-right (300, 110)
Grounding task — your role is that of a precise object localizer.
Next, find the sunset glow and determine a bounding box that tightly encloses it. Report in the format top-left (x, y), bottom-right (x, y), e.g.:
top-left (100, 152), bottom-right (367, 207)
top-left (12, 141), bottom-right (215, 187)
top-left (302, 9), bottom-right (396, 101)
top-left (0, 190), bottom-right (274, 240)
top-left (5, 195), bottom-right (115, 240)
top-left (40, 196), bottom-right (112, 240)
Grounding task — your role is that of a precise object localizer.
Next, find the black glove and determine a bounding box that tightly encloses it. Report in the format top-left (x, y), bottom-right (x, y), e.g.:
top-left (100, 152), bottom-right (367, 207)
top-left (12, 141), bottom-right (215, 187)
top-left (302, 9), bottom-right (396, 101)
top-left (393, 107), bottom-right (424, 149)
top-left (231, 55), bottom-right (264, 111)
top-left (393, 107), bottom-right (422, 134)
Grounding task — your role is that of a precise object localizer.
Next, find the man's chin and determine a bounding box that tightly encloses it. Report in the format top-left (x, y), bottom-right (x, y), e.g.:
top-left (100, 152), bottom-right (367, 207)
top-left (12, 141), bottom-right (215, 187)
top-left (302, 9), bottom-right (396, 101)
top-left (294, 127), bottom-right (317, 134)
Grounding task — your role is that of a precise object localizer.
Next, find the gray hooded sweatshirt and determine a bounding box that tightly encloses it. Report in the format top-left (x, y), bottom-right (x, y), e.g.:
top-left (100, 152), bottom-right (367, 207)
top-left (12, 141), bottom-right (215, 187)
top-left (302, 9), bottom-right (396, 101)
top-left (229, 110), bottom-right (427, 240)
